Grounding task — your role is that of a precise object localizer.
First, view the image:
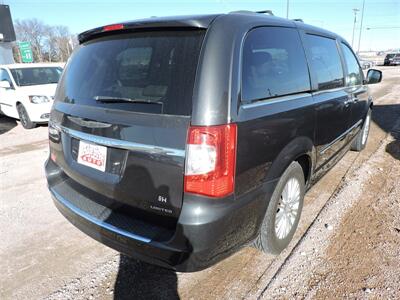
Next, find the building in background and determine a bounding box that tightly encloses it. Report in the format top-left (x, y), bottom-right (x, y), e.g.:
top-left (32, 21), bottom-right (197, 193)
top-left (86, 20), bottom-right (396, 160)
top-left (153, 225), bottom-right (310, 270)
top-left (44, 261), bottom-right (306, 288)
top-left (0, 4), bottom-right (16, 64)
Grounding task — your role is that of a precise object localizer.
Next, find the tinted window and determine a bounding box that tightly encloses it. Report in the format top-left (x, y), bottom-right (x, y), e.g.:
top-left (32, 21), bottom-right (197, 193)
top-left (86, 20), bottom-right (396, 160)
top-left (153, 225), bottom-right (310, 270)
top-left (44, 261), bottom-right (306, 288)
top-left (242, 27), bottom-right (310, 102)
top-left (341, 43), bottom-right (363, 86)
top-left (10, 67), bottom-right (63, 86)
top-left (57, 30), bottom-right (205, 116)
top-left (306, 35), bottom-right (344, 90)
top-left (118, 47), bottom-right (152, 83)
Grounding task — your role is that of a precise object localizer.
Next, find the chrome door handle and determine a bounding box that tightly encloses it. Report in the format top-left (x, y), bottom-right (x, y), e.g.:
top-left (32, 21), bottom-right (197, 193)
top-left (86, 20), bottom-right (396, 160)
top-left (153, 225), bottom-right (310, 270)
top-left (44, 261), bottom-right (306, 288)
top-left (344, 99), bottom-right (352, 106)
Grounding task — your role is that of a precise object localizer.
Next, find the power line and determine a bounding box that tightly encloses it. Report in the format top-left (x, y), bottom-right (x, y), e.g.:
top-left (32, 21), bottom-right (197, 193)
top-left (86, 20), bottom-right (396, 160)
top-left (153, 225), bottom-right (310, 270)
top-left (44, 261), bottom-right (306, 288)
top-left (286, 0), bottom-right (290, 19)
top-left (366, 26), bottom-right (400, 30)
top-left (357, 0), bottom-right (366, 53)
top-left (352, 8), bottom-right (359, 47)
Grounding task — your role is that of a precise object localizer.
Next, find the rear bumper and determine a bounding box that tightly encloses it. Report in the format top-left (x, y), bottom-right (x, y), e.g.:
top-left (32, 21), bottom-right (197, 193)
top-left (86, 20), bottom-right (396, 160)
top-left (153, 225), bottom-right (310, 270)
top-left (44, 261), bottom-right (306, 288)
top-left (46, 158), bottom-right (276, 272)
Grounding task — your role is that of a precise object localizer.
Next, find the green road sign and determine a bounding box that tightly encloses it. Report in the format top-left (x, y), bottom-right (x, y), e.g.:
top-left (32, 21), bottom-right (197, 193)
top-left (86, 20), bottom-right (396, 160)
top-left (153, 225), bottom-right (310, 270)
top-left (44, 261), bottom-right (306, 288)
top-left (18, 42), bottom-right (33, 63)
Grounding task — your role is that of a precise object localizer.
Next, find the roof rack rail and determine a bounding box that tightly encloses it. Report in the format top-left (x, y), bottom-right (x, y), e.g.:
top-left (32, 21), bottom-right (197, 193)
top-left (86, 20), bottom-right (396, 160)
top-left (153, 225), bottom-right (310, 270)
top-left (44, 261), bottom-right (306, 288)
top-left (256, 10), bottom-right (274, 16)
top-left (229, 10), bottom-right (252, 14)
top-left (229, 10), bottom-right (274, 16)
top-left (293, 18), bottom-right (304, 22)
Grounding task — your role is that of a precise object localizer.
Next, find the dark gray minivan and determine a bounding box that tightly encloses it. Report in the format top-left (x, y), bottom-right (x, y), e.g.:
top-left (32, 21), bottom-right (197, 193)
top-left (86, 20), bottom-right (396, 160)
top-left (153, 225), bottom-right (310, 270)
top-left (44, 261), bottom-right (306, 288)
top-left (45, 12), bottom-right (382, 271)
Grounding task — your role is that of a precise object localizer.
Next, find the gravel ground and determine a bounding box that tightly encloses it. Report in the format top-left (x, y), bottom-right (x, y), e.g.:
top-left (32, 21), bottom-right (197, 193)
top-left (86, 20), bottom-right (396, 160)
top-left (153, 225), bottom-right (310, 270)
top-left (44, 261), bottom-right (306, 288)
top-left (262, 132), bottom-right (400, 299)
top-left (0, 67), bottom-right (399, 299)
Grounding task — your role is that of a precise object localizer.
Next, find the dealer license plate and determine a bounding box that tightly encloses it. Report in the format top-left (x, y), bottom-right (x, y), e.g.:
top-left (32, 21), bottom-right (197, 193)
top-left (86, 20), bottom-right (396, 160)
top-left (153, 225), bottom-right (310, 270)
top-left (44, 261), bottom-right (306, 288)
top-left (77, 140), bottom-right (107, 172)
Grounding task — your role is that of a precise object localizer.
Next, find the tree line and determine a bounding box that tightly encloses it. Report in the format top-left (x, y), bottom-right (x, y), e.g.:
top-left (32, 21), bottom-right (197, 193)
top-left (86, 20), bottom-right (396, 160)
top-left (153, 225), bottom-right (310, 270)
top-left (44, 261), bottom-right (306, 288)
top-left (13, 18), bottom-right (77, 63)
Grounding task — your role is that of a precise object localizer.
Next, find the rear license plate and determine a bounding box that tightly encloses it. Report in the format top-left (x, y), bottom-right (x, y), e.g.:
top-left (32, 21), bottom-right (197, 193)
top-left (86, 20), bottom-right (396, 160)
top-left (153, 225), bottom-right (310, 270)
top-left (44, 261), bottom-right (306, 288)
top-left (77, 140), bottom-right (107, 172)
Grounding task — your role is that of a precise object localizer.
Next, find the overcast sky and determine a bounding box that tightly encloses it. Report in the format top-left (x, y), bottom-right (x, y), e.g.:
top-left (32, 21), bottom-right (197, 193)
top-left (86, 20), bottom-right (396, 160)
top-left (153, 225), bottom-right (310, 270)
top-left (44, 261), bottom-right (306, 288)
top-left (3, 0), bottom-right (400, 51)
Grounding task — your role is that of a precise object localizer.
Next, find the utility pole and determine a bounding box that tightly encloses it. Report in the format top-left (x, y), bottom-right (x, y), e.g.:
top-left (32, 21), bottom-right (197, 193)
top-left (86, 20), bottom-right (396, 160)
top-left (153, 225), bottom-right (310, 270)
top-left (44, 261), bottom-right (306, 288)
top-left (286, 0), bottom-right (290, 19)
top-left (357, 0), bottom-right (366, 53)
top-left (351, 8), bottom-right (359, 48)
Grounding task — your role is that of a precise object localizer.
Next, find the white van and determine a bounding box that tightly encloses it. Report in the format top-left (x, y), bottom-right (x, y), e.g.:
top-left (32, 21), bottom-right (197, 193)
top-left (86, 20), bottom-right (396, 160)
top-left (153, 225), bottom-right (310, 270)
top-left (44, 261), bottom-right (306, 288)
top-left (0, 63), bottom-right (63, 128)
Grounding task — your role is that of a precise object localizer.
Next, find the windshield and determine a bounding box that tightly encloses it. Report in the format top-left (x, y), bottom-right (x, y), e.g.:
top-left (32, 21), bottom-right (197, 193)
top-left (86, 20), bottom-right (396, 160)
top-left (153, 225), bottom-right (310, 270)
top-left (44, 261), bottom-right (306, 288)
top-left (56, 30), bottom-right (205, 115)
top-left (10, 67), bottom-right (63, 86)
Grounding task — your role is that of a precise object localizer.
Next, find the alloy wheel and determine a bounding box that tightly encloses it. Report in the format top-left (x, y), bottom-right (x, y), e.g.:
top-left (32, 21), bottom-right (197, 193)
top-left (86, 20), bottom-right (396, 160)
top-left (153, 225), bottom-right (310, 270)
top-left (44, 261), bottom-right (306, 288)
top-left (275, 177), bottom-right (301, 240)
top-left (362, 114), bottom-right (371, 145)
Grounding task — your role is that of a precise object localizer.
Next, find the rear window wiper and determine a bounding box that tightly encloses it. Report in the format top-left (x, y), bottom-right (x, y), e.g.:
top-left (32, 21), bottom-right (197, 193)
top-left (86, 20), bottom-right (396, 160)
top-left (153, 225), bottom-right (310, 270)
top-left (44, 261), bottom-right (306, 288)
top-left (94, 96), bottom-right (163, 105)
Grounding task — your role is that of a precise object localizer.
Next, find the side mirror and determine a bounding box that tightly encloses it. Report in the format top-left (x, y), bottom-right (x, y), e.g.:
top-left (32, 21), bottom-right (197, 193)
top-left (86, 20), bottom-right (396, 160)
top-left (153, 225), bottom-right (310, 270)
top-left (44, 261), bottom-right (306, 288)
top-left (366, 69), bottom-right (382, 84)
top-left (0, 80), bottom-right (11, 89)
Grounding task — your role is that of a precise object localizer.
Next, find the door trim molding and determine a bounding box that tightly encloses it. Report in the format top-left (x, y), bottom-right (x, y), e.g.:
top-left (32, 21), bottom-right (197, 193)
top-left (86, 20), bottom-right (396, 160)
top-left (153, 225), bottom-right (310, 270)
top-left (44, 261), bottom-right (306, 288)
top-left (320, 119), bottom-right (362, 154)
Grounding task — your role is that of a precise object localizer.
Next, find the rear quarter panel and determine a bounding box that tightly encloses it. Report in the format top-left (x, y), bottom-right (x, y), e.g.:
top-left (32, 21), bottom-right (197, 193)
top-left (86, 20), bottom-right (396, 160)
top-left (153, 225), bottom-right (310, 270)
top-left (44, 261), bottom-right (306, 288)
top-left (235, 94), bottom-right (316, 196)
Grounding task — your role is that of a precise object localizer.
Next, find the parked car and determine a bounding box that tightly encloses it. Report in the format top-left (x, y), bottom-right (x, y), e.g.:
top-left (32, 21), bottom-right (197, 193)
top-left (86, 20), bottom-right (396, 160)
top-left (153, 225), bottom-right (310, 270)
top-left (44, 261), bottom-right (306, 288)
top-left (393, 55), bottom-right (400, 65)
top-left (358, 57), bottom-right (374, 69)
top-left (384, 53), bottom-right (400, 66)
top-left (45, 12), bottom-right (382, 271)
top-left (0, 63), bottom-right (63, 128)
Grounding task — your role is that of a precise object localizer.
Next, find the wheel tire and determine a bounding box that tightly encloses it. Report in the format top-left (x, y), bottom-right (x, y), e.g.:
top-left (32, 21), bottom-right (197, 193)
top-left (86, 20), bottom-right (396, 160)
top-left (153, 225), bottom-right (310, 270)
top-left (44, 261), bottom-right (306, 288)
top-left (17, 104), bottom-right (36, 129)
top-left (351, 109), bottom-right (371, 152)
top-left (255, 161), bottom-right (305, 255)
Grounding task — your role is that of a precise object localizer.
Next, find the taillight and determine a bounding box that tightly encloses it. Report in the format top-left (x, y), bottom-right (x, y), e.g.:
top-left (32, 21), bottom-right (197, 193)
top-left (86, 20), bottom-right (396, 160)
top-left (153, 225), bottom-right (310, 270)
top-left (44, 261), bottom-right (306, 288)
top-left (50, 152), bottom-right (57, 162)
top-left (184, 124), bottom-right (237, 198)
top-left (103, 24), bottom-right (124, 32)
top-left (48, 122), bottom-right (61, 143)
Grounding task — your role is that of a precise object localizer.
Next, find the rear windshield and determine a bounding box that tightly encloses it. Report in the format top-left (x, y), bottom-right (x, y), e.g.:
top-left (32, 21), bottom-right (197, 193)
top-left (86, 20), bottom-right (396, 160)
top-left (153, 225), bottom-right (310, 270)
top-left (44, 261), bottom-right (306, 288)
top-left (57, 30), bottom-right (205, 115)
top-left (10, 67), bottom-right (63, 86)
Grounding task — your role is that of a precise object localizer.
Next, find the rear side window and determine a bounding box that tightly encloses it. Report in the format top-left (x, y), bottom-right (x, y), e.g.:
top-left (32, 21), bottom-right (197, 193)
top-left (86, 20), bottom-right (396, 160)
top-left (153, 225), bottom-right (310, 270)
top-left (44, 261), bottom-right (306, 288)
top-left (305, 35), bottom-right (344, 91)
top-left (241, 27), bottom-right (310, 102)
top-left (57, 30), bottom-right (205, 115)
top-left (341, 43), bottom-right (363, 86)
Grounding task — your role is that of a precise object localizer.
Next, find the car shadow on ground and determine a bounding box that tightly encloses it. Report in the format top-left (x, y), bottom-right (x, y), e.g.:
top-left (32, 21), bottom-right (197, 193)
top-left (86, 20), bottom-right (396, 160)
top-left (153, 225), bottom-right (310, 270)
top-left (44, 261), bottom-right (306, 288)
top-left (113, 254), bottom-right (179, 300)
top-left (386, 140), bottom-right (400, 160)
top-left (0, 115), bottom-right (17, 134)
top-left (372, 104), bottom-right (400, 160)
top-left (37, 122), bottom-right (48, 128)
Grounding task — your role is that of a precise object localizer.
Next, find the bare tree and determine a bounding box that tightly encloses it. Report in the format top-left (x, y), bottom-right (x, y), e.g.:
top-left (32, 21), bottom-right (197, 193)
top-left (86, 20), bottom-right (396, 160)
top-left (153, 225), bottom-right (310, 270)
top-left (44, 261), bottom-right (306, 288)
top-left (44, 26), bottom-right (57, 62)
top-left (14, 18), bottom-right (76, 63)
top-left (14, 19), bottom-right (49, 62)
top-left (12, 45), bottom-right (21, 63)
top-left (53, 26), bottom-right (72, 62)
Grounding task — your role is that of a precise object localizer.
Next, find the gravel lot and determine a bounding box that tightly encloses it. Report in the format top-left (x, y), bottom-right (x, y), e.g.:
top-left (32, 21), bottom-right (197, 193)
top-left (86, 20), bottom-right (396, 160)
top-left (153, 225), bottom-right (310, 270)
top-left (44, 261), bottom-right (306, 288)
top-left (1, 67), bottom-right (399, 299)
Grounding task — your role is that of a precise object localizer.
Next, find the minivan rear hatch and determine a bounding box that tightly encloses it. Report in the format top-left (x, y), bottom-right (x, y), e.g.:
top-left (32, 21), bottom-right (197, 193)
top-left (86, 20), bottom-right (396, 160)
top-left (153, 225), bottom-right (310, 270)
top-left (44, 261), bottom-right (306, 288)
top-left (50, 29), bottom-right (205, 228)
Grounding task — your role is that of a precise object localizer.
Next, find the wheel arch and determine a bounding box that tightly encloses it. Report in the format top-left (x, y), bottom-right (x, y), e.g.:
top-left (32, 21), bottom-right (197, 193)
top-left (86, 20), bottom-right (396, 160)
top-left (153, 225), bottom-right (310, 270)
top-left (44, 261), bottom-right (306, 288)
top-left (294, 153), bottom-right (312, 185)
top-left (264, 136), bottom-right (316, 185)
